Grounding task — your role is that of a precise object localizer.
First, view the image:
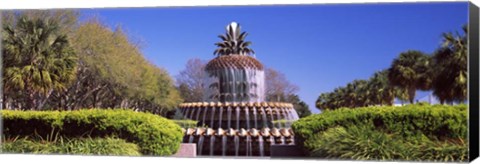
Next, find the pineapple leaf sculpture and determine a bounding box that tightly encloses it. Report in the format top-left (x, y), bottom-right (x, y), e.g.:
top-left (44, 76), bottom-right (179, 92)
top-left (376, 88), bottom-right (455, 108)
top-left (213, 22), bottom-right (255, 56)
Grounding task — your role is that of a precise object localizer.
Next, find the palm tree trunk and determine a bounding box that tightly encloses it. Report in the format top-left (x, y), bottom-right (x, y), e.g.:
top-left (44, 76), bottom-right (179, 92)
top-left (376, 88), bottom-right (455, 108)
top-left (25, 86), bottom-right (37, 110)
top-left (408, 86), bottom-right (416, 104)
top-left (37, 90), bottom-right (53, 110)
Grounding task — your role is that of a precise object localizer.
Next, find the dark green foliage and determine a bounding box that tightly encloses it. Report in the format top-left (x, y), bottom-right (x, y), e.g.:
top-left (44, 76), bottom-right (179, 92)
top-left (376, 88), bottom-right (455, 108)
top-left (292, 104), bottom-right (467, 161)
top-left (2, 14), bottom-right (77, 110)
top-left (1, 109), bottom-right (184, 156)
top-left (387, 50), bottom-right (433, 104)
top-left (2, 136), bottom-right (141, 156)
top-left (308, 125), bottom-right (467, 162)
top-left (431, 25), bottom-right (468, 104)
top-left (316, 71), bottom-right (401, 111)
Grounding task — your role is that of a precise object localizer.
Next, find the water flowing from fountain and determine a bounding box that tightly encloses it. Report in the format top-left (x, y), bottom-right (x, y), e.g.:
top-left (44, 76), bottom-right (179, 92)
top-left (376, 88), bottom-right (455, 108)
top-left (204, 68), bottom-right (265, 102)
top-left (261, 107), bottom-right (267, 128)
top-left (181, 108), bottom-right (186, 119)
top-left (253, 107), bottom-right (258, 128)
top-left (236, 106), bottom-right (240, 129)
top-left (189, 108), bottom-right (195, 120)
top-left (198, 135), bottom-right (205, 155)
top-left (286, 109), bottom-right (294, 126)
top-left (189, 135), bottom-right (194, 143)
top-left (234, 135), bottom-right (240, 156)
top-left (280, 136), bottom-right (285, 145)
top-left (245, 106), bottom-right (250, 129)
top-left (293, 110), bottom-right (300, 120)
top-left (222, 135), bottom-right (227, 156)
top-left (269, 108), bottom-right (275, 128)
top-left (275, 108), bottom-right (282, 128)
top-left (259, 136), bottom-right (264, 156)
top-left (196, 107), bottom-right (201, 122)
top-left (219, 107), bottom-right (224, 128)
top-left (210, 107), bottom-right (216, 128)
top-left (202, 107), bottom-right (208, 126)
top-left (281, 108), bottom-right (289, 127)
top-left (246, 135), bottom-right (252, 156)
top-left (227, 106), bottom-right (232, 128)
top-left (210, 136), bottom-right (216, 156)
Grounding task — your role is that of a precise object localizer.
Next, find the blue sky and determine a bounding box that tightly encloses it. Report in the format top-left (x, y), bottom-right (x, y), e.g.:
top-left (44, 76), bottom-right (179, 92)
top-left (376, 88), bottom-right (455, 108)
top-left (80, 2), bottom-right (468, 113)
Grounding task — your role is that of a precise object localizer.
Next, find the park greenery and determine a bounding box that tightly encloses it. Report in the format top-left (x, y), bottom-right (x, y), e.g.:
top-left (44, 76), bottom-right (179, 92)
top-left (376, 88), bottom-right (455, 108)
top-left (305, 25), bottom-right (469, 161)
top-left (292, 104), bottom-right (468, 162)
top-left (2, 10), bottom-right (182, 115)
top-left (1, 109), bottom-right (183, 156)
top-left (316, 25), bottom-right (468, 110)
top-left (2, 136), bottom-right (142, 156)
top-left (0, 10), bottom-right (186, 156)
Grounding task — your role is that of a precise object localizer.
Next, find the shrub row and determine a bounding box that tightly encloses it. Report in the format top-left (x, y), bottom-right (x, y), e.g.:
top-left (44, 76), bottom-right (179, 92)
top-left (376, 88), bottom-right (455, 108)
top-left (2, 137), bottom-right (141, 156)
top-left (1, 109), bottom-right (184, 156)
top-left (172, 119), bottom-right (198, 128)
top-left (291, 104), bottom-right (467, 161)
top-left (308, 125), bottom-right (467, 162)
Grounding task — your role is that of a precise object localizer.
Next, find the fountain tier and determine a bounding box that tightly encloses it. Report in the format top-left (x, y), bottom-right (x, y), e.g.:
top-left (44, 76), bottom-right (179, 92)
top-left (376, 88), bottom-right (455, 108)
top-left (181, 127), bottom-right (295, 156)
top-left (180, 102), bottom-right (299, 129)
top-left (204, 55), bottom-right (265, 102)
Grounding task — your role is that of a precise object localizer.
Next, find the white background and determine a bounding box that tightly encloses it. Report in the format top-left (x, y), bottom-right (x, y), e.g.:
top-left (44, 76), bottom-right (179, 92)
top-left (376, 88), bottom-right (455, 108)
top-left (0, 0), bottom-right (478, 164)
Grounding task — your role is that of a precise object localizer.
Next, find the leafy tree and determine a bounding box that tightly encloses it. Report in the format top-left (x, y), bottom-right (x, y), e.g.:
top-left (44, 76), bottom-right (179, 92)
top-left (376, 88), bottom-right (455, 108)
top-left (2, 16), bottom-right (77, 110)
top-left (387, 50), bottom-right (432, 104)
top-left (3, 12), bottom-right (182, 116)
top-left (431, 25), bottom-right (467, 104)
top-left (2, 10), bottom-right (79, 36)
top-left (49, 19), bottom-right (182, 114)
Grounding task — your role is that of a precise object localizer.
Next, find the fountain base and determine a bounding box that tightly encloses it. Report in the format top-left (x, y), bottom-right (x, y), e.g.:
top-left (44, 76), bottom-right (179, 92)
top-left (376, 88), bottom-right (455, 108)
top-left (179, 101), bottom-right (299, 156)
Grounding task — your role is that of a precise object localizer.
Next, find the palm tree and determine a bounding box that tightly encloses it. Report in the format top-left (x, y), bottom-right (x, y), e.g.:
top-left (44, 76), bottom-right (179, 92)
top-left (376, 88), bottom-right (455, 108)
top-left (431, 25), bottom-right (468, 104)
top-left (367, 70), bottom-right (395, 106)
top-left (387, 50), bottom-right (432, 104)
top-left (352, 80), bottom-right (369, 107)
top-left (344, 83), bottom-right (356, 108)
top-left (315, 93), bottom-right (329, 110)
top-left (213, 22), bottom-right (255, 56)
top-left (2, 16), bottom-right (77, 110)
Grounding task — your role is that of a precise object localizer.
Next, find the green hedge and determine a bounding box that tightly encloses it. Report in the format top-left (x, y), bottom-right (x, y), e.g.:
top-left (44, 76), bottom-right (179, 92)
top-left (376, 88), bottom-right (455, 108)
top-left (307, 125), bottom-right (467, 162)
top-left (1, 109), bottom-right (183, 156)
top-left (172, 120), bottom-right (198, 128)
top-left (291, 104), bottom-right (467, 161)
top-left (2, 137), bottom-right (141, 156)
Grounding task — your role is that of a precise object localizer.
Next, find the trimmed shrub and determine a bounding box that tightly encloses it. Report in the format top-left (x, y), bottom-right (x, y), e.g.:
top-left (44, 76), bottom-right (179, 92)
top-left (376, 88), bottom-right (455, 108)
top-left (308, 125), bottom-right (467, 162)
top-left (2, 137), bottom-right (141, 156)
top-left (1, 109), bottom-right (183, 156)
top-left (172, 120), bottom-right (198, 128)
top-left (291, 104), bottom-right (467, 161)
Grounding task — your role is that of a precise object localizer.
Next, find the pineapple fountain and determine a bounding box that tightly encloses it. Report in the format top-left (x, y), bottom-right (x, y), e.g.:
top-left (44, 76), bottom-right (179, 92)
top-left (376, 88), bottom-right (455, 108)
top-left (179, 22), bottom-right (300, 156)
